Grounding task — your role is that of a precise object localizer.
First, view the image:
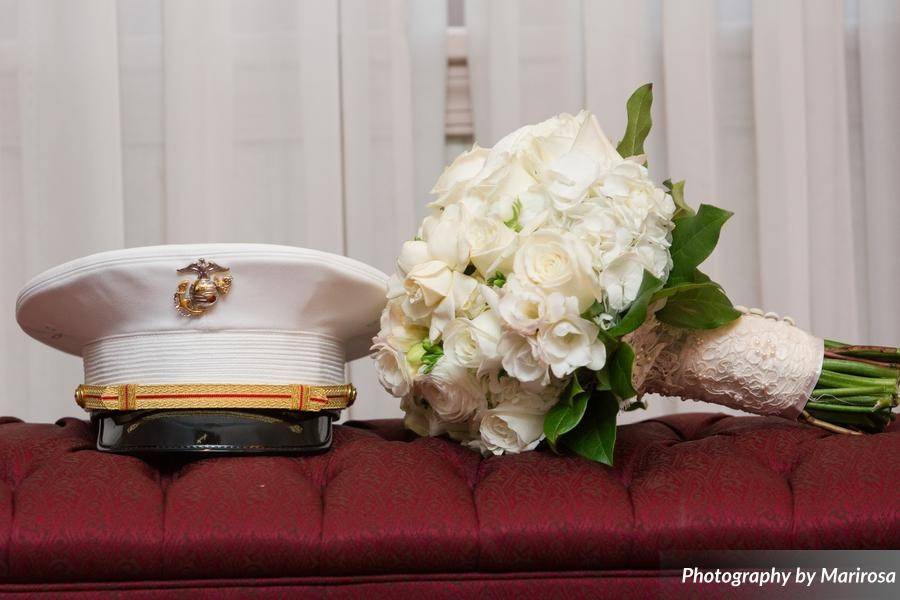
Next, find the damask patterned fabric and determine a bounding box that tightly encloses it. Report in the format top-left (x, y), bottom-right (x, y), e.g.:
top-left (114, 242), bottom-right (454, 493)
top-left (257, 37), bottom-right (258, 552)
top-left (0, 414), bottom-right (896, 598)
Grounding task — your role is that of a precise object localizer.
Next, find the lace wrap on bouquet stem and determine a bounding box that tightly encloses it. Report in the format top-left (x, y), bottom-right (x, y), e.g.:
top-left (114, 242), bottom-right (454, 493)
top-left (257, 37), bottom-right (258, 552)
top-left (626, 309), bottom-right (824, 419)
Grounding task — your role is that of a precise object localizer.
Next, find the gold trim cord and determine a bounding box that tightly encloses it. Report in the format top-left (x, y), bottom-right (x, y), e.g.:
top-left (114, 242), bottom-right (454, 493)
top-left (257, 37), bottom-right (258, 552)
top-left (75, 383), bottom-right (356, 412)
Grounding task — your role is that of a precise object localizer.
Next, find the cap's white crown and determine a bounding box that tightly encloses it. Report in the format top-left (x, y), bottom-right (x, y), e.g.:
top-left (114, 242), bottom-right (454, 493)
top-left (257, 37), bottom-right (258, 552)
top-left (16, 244), bottom-right (388, 386)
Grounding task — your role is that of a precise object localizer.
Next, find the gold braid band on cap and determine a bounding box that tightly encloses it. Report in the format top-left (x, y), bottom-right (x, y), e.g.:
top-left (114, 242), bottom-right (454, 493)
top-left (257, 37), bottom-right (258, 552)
top-left (75, 383), bottom-right (356, 412)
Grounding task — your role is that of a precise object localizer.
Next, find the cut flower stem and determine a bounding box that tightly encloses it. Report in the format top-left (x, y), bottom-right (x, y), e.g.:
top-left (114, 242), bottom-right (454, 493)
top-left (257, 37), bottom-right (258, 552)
top-left (808, 343), bottom-right (899, 434)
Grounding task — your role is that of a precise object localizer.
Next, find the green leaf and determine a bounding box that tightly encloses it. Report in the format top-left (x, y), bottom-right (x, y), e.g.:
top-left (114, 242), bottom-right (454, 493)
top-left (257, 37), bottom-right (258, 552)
top-left (668, 203), bottom-right (733, 279)
top-left (544, 378), bottom-right (589, 445)
top-left (561, 392), bottom-right (619, 466)
top-left (651, 280), bottom-right (720, 302)
top-left (663, 179), bottom-right (694, 219)
top-left (420, 340), bottom-right (444, 373)
top-left (606, 271), bottom-right (663, 338)
top-left (596, 326), bottom-right (619, 353)
top-left (616, 83), bottom-right (653, 159)
top-left (609, 342), bottom-right (637, 401)
top-left (593, 367), bottom-right (612, 392)
top-left (655, 285), bottom-right (741, 330)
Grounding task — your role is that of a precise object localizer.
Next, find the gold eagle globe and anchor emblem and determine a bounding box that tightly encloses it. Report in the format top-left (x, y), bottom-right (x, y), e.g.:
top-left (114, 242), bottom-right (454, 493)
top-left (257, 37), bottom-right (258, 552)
top-left (174, 258), bottom-right (233, 316)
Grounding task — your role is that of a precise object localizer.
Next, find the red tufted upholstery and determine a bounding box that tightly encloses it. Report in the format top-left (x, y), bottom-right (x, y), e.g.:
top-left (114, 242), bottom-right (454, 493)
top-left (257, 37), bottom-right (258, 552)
top-left (0, 414), bottom-right (897, 598)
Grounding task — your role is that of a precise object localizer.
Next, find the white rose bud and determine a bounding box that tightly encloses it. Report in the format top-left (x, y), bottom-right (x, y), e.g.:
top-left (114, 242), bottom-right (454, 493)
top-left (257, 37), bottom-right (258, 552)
top-left (421, 205), bottom-right (470, 269)
top-left (402, 260), bottom-right (454, 321)
top-left (478, 403), bottom-right (547, 455)
top-left (513, 230), bottom-right (598, 312)
top-left (418, 360), bottom-right (486, 423)
top-left (465, 214), bottom-right (517, 276)
top-left (397, 240), bottom-right (432, 275)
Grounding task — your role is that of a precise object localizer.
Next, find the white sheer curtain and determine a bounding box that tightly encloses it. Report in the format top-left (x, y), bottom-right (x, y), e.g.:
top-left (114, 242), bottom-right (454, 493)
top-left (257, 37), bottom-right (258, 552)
top-left (0, 0), bottom-right (446, 422)
top-left (466, 0), bottom-right (900, 418)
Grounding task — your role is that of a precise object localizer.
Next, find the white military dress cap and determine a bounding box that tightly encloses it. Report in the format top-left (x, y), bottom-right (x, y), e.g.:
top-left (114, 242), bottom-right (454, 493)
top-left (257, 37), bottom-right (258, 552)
top-left (16, 244), bottom-right (389, 415)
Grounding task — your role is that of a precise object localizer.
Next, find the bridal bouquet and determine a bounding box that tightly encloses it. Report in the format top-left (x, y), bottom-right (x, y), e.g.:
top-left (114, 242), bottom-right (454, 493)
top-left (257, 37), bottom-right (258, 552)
top-left (372, 84), bottom-right (899, 464)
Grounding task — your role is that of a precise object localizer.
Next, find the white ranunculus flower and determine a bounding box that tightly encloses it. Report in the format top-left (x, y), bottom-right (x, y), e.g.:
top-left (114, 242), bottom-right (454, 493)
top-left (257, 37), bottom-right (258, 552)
top-left (442, 310), bottom-right (503, 370)
top-left (498, 331), bottom-right (549, 385)
top-left (496, 275), bottom-right (565, 335)
top-left (536, 298), bottom-right (607, 378)
top-left (397, 240), bottom-right (432, 275)
top-left (599, 255), bottom-right (645, 312)
top-left (477, 403), bottom-right (548, 455)
top-left (402, 260), bottom-right (454, 321)
top-left (372, 340), bottom-right (415, 397)
top-left (512, 230), bottom-right (598, 312)
top-left (378, 298), bottom-right (427, 351)
top-left (465, 213), bottom-right (517, 276)
top-left (418, 359), bottom-right (486, 423)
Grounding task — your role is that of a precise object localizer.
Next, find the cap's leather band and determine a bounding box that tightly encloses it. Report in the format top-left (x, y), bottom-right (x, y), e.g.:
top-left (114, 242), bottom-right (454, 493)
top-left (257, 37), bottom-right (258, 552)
top-left (75, 383), bottom-right (356, 412)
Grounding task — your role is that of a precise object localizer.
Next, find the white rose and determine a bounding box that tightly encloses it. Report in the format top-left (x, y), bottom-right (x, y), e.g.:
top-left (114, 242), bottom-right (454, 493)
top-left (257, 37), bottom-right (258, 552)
top-left (465, 213), bottom-right (517, 276)
top-left (418, 359), bottom-right (486, 423)
top-left (402, 260), bottom-right (454, 321)
top-left (599, 255), bottom-right (645, 312)
top-left (397, 240), bottom-right (432, 275)
top-left (442, 310), bottom-right (503, 371)
top-left (489, 112), bottom-right (581, 162)
top-left (430, 144), bottom-right (489, 207)
top-left (477, 403), bottom-right (547, 455)
top-left (512, 230), bottom-right (598, 312)
top-left (474, 156), bottom-right (537, 208)
top-left (497, 275), bottom-right (565, 335)
top-left (498, 331), bottom-right (549, 385)
top-left (372, 340), bottom-right (415, 397)
top-left (536, 298), bottom-right (607, 378)
top-left (568, 111), bottom-right (621, 169)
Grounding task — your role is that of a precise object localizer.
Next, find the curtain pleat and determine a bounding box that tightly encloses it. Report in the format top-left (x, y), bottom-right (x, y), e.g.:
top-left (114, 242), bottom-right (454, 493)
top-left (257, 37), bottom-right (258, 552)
top-left (858, 0), bottom-right (900, 346)
top-left (6, 1), bottom-right (125, 420)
